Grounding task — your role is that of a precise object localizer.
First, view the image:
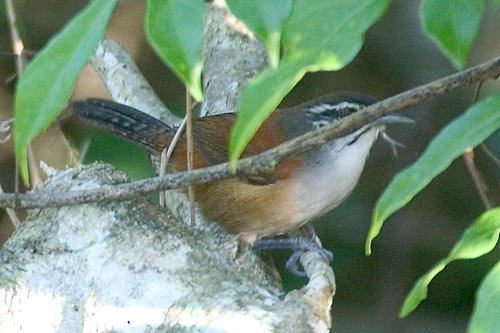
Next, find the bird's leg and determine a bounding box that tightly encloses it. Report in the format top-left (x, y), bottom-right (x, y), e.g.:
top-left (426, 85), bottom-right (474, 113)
top-left (302, 223), bottom-right (323, 247)
top-left (252, 224), bottom-right (332, 276)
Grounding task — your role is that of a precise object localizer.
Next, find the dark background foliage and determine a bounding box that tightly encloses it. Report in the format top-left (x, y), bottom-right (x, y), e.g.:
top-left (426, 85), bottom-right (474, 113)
top-left (0, 1), bottom-right (499, 331)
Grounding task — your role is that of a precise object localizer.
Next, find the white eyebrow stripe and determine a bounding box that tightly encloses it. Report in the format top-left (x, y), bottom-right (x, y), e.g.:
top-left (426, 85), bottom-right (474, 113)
top-left (306, 101), bottom-right (363, 114)
top-left (307, 103), bottom-right (336, 113)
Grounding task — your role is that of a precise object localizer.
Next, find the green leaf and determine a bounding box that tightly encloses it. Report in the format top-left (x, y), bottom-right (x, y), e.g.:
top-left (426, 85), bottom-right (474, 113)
top-left (367, 95), bottom-right (500, 254)
top-left (145, 0), bottom-right (205, 102)
top-left (14, 0), bottom-right (116, 184)
top-left (229, 63), bottom-right (305, 171)
top-left (469, 256), bottom-right (500, 333)
top-left (226, 0), bottom-right (292, 68)
top-left (282, 0), bottom-right (389, 68)
top-left (400, 208), bottom-right (500, 317)
top-left (421, 0), bottom-right (484, 69)
top-left (229, 0), bottom-right (390, 168)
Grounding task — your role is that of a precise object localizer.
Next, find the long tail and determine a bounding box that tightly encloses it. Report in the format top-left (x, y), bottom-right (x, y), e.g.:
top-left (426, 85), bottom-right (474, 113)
top-left (72, 99), bottom-right (172, 153)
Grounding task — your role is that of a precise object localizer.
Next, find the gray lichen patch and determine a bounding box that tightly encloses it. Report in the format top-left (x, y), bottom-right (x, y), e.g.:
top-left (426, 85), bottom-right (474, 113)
top-left (0, 163), bottom-right (302, 332)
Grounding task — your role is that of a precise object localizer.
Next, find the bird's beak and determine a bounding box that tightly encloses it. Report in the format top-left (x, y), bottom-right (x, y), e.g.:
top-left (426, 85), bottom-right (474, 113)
top-left (371, 114), bottom-right (414, 127)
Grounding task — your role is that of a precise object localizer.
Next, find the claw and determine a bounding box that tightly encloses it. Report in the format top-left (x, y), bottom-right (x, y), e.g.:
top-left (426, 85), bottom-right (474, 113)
top-left (286, 251), bottom-right (306, 276)
top-left (252, 237), bottom-right (333, 276)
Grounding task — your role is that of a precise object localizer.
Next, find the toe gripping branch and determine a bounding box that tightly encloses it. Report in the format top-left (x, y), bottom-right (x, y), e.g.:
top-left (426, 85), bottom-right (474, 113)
top-left (252, 237), bottom-right (333, 276)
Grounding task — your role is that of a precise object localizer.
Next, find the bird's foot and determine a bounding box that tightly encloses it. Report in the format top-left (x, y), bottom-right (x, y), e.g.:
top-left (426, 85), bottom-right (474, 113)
top-left (252, 237), bottom-right (332, 276)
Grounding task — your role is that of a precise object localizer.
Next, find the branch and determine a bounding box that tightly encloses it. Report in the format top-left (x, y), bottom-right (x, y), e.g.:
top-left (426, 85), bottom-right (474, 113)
top-left (1, 55), bottom-right (500, 209)
top-left (90, 40), bottom-right (181, 126)
top-left (4, 0), bottom-right (26, 227)
top-left (0, 2), bottom-right (337, 331)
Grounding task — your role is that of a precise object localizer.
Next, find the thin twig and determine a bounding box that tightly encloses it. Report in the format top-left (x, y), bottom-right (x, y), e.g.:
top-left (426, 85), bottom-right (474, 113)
top-left (0, 184), bottom-right (20, 228)
top-left (472, 81), bottom-right (484, 103)
top-left (159, 117), bottom-right (187, 207)
top-left (5, 0), bottom-right (24, 68)
top-left (186, 90), bottom-right (196, 226)
top-left (380, 131), bottom-right (405, 157)
top-left (27, 146), bottom-right (43, 187)
top-left (1, 55), bottom-right (500, 209)
top-left (78, 138), bottom-right (92, 164)
top-left (4, 0), bottom-right (23, 226)
top-left (461, 81), bottom-right (493, 209)
top-left (4, 71), bottom-right (18, 85)
top-left (0, 51), bottom-right (17, 56)
top-left (463, 149), bottom-right (493, 209)
top-left (0, 49), bottom-right (35, 57)
top-left (480, 143), bottom-right (500, 167)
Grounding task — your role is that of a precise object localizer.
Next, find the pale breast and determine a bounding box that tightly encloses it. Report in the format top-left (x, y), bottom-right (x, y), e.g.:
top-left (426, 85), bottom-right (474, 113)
top-left (195, 128), bottom-right (379, 242)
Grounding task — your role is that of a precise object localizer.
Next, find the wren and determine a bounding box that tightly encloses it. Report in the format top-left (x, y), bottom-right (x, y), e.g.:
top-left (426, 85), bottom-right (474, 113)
top-left (73, 92), bottom-right (409, 266)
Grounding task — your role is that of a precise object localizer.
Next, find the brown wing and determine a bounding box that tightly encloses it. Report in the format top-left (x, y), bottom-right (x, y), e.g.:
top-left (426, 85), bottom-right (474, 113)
top-left (191, 112), bottom-right (304, 184)
top-left (191, 114), bottom-right (236, 166)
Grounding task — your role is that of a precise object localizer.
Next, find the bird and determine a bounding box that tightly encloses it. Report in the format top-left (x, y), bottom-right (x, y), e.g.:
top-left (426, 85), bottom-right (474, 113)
top-left (73, 92), bottom-right (410, 271)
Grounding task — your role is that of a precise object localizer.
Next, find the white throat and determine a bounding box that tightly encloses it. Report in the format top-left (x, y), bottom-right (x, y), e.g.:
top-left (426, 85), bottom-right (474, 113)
top-left (292, 127), bottom-right (379, 224)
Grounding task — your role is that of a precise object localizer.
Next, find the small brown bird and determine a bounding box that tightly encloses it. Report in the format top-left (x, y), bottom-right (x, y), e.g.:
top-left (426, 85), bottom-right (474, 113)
top-left (73, 93), bottom-right (409, 270)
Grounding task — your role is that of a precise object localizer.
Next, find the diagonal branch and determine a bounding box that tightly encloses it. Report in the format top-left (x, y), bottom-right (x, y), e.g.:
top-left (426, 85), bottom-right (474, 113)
top-left (1, 55), bottom-right (500, 209)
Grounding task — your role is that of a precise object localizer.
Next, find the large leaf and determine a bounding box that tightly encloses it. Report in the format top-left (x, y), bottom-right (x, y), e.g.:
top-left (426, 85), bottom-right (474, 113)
top-left (400, 208), bottom-right (500, 317)
top-left (469, 257), bottom-right (500, 333)
top-left (229, 0), bottom-right (390, 167)
top-left (421, 0), bottom-right (484, 69)
top-left (226, 0), bottom-right (292, 68)
top-left (14, 0), bottom-right (116, 184)
top-left (229, 63), bottom-right (305, 170)
top-left (367, 95), bottom-right (500, 254)
top-left (145, 0), bottom-right (205, 102)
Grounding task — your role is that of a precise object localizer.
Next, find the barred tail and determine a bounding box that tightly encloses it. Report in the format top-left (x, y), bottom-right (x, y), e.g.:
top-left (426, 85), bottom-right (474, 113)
top-left (72, 99), bottom-right (172, 153)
